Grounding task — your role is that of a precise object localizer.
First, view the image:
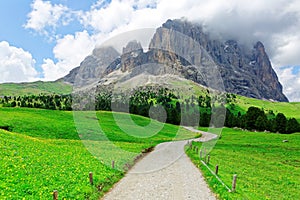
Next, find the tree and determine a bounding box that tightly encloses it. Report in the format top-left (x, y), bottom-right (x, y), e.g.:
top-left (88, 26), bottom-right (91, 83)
top-left (245, 107), bottom-right (265, 130)
top-left (205, 95), bottom-right (211, 108)
top-left (286, 118), bottom-right (299, 134)
top-left (255, 115), bottom-right (268, 131)
top-left (11, 101), bottom-right (17, 107)
top-left (225, 109), bottom-right (238, 128)
top-left (199, 112), bottom-right (211, 127)
top-left (275, 113), bottom-right (287, 133)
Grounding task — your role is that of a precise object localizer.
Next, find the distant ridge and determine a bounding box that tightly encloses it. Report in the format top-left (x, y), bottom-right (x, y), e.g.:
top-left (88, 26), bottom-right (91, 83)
top-left (0, 80), bottom-right (71, 96)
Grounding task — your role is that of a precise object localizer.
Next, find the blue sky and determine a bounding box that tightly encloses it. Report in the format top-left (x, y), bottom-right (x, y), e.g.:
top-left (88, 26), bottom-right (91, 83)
top-left (0, 0), bottom-right (299, 101)
top-left (0, 0), bottom-right (96, 73)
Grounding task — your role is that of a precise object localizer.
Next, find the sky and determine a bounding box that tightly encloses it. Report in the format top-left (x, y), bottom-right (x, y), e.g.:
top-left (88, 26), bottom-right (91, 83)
top-left (0, 0), bottom-right (300, 101)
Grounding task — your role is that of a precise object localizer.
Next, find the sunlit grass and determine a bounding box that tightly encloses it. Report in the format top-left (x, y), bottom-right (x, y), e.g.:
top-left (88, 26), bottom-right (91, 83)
top-left (186, 128), bottom-right (300, 200)
top-left (0, 107), bottom-right (198, 199)
top-left (0, 80), bottom-right (71, 96)
top-left (231, 96), bottom-right (300, 121)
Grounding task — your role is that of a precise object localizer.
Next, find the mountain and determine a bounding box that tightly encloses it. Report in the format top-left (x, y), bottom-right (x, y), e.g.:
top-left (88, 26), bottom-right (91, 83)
top-left (64, 46), bottom-right (120, 86)
top-left (64, 19), bottom-right (288, 102)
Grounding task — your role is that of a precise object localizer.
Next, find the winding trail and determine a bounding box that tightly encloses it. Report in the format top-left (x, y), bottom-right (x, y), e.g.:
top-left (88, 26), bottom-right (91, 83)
top-left (102, 127), bottom-right (217, 200)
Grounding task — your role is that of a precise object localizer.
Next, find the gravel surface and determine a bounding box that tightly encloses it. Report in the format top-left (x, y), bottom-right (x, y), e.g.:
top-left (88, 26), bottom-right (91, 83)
top-left (102, 128), bottom-right (217, 200)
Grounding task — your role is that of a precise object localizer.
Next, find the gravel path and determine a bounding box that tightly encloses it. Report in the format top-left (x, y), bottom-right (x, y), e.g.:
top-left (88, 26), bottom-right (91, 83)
top-left (102, 128), bottom-right (217, 200)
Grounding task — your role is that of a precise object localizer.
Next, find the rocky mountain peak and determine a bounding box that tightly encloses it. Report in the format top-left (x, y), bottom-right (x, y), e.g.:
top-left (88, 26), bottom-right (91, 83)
top-left (122, 40), bottom-right (143, 54)
top-left (63, 19), bottom-right (288, 102)
top-left (121, 40), bottom-right (145, 72)
top-left (254, 41), bottom-right (265, 52)
top-left (64, 46), bottom-right (120, 86)
top-left (92, 46), bottom-right (120, 60)
top-left (153, 19), bottom-right (288, 102)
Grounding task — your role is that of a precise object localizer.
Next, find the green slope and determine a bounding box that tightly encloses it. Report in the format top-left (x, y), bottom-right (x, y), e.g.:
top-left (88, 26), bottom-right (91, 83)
top-left (187, 128), bottom-right (300, 200)
top-left (0, 107), bottom-right (198, 199)
top-left (0, 80), bottom-right (72, 96)
top-left (228, 95), bottom-right (300, 120)
top-left (0, 129), bottom-right (121, 199)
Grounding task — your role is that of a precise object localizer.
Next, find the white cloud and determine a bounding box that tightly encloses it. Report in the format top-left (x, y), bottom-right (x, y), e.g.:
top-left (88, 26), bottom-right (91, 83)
top-left (41, 31), bottom-right (95, 81)
top-left (0, 41), bottom-right (38, 83)
top-left (273, 35), bottom-right (300, 67)
top-left (24, 0), bottom-right (71, 35)
top-left (22, 0), bottom-right (300, 101)
top-left (276, 66), bottom-right (300, 102)
top-left (79, 0), bottom-right (134, 33)
top-left (76, 0), bottom-right (300, 52)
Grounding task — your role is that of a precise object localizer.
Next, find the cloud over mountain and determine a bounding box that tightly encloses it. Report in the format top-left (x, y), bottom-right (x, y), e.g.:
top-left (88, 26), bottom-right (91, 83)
top-left (5, 0), bottom-right (300, 101)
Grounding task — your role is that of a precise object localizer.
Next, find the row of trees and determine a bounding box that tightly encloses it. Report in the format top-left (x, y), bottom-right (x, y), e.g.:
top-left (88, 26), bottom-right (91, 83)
top-left (94, 87), bottom-right (300, 133)
top-left (1, 88), bottom-right (299, 134)
top-left (94, 87), bottom-right (183, 125)
top-left (225, 106), bottom-right (300, 134)
top-left (0, 94), bottom-right (72, 110)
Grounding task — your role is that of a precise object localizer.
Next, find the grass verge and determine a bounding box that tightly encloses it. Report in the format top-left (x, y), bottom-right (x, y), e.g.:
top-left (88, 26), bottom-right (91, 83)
top-left (186, 128), bottom-right (300, 200)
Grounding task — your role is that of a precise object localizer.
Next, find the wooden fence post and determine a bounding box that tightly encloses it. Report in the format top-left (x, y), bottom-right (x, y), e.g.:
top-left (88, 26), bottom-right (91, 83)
top-left (89, 172), bottom-right (93, 185)
top-left (207, 155), bottom-right (210, 164)
top-left (53, 190), bottom-right (58, 200)
top-left (215, 165), bottom-right (219, 175)
top-left (112, 160), bottom-right (115, 169)
top-left (232, 174), bottom-right (237, 192)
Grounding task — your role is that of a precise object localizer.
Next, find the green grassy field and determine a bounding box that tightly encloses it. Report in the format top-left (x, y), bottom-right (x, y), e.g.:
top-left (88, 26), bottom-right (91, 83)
top-left (0, 107), bottom-right (198, 199)
top-left (0, 108), bottom-right (78, 139)
top-left (0, 129), bottom-right (121, 199)
top-left (186, 128), bottom-right (300, 200)
top-left (229, 96), bottom-right (300, 121)
top-left (0, 80), bottom-right (72, 96)
top-left (1, 80), bottom-right (300, 199)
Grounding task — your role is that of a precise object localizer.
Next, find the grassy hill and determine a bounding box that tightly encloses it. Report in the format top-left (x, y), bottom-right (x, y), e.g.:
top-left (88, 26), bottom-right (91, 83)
top-left (0, 80), bottom-right (72, 96)
top-left (0, 107), bottom-right (198, 199)
top-left (187, 128), bottom-right (300, 200)
top-left (228, 95), bottom-right (300, 121)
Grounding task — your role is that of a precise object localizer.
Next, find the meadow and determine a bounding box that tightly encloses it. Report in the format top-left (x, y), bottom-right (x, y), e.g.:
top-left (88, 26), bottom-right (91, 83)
top-left (186, 128), bottom-right (300, 200)
top-left (1, 86), bottom-right (300, 199)
top-left (0, 80), bottom-right (71, 96)
top-left (230, 95), bottom-right (300, 121)
top-left (0, 129), bottom-right (121, 199)
top-left (0, 107), bottom-right (198, 199)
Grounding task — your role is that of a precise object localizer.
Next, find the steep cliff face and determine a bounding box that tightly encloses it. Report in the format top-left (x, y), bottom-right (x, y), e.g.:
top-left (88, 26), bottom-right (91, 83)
top-left (152, 19), bottom-right (288, 102)
top-left (121, 40), bottom-right (145, 72)
top-left (63, 19), bottom-right (288, 102)
top-left (63, 46), bottom-right (120, 86)
top-left (253, 41), bottom-right (285, 100)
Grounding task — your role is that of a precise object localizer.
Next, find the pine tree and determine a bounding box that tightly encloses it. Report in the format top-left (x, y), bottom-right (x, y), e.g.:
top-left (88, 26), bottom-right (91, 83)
top-left (245, 107), bottom-right (265, 130)
top-left (255, 115), bottom-right (268, 131)
top-left (275, 113), bottom-right (287, 133)
top-left (286, 118), bottom-right (299, 134)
